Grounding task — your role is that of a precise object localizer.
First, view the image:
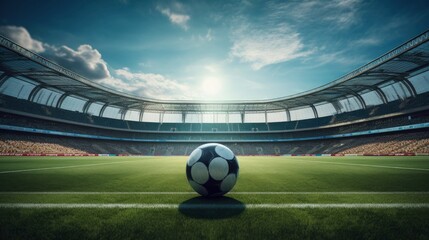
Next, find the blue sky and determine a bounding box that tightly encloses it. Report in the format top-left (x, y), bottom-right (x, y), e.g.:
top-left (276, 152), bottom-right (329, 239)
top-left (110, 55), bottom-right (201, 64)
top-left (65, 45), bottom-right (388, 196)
top-left (0, 0), bottom-right (428, 100)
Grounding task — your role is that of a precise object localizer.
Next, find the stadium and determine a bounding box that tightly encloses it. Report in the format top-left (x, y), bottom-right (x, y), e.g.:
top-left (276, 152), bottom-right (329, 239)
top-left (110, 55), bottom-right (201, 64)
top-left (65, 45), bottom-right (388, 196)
top-left (1, 31), bottom-right (429, 157)
top-left (0, 3), bottom-right (429, 239)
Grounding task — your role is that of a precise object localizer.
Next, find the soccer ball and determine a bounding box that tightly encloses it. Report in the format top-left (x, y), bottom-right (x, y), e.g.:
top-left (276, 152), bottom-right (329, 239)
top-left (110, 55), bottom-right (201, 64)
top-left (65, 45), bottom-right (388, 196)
top-left (186, 143), bottom-right (239, 197)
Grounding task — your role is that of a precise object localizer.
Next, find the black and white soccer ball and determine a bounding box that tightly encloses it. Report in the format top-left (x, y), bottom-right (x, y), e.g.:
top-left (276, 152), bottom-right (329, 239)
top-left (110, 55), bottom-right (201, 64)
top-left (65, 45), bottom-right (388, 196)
top-left (186, 143), bottom-right (239, 197)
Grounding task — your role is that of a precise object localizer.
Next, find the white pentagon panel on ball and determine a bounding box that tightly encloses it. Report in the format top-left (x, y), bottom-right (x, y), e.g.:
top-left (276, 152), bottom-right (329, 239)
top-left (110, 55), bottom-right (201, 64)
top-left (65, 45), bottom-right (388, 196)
top-left (208, 157), bottom-right (229, 181)
top-left (191, 162), bottom-right (209, 184)
top-left (187, 148), bottom-right (202, 166)
top-left (220, 173), bottom-right (237, 192)
top-left (215, 144), bottom-right (235, 160)
top-left (189, 180), bottom-right (208, 196)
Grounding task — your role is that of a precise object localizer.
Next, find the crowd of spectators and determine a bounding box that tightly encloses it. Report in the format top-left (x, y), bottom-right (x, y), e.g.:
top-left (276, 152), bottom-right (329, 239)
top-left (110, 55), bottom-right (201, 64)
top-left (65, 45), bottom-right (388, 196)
top-left (0, 133), bottom-right (88, 154)
top-left (340, 131), bottom-right (429, 155)
top-left (1, 130), bottom-right (428, 155)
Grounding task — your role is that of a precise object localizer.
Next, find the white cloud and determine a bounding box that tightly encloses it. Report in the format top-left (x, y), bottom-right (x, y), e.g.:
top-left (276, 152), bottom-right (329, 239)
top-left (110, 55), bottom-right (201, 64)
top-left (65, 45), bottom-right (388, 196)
top-left (202, 29), bottom-right (213, 41)
top-left (353, 37), bottom-right (381, 46)
top-left (230, 23), bottom-right (313, 70)
top-left (334, 0), bottom-right (360, 8)
top-left (157, 7), bottom-right (190, 30)
top-left (193, 29), bottom-right (214, 42)
top-left (228, 0), bottom-right (364, 70)
top-left (0, 25), bottom-right (45, 52)
top-left (303, 50), bottom-right (368, 68)
top-left (204, 64), bottom-right (217, 73)
top-left (325, 0), bottom-right (361, 25)
top-left (44, 44), bottom-right (111, 80)
top-left (100, 68), bottom-right (194, 100)
top-left (272, 0), bottom-right (361, 28)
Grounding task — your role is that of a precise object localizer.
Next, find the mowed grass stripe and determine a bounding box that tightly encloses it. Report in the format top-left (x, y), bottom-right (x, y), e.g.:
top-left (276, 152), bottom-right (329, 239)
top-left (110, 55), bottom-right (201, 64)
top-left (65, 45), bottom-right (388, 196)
top-left (0, 160), bottom-right (141, 174)
top-left (1, 203), bottom-right (429, 209)
top-left (1, 191), bottom-right (429, 195)
top-left (1, 156), bottom-right (428, 192)
top-left (292, 159), bottom-right (429, 171)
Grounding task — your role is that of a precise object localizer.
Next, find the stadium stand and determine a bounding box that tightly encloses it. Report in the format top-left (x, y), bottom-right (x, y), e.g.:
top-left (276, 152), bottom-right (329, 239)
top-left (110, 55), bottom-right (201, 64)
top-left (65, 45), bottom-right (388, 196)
top-left (1, 128), bottom-right (429, 156)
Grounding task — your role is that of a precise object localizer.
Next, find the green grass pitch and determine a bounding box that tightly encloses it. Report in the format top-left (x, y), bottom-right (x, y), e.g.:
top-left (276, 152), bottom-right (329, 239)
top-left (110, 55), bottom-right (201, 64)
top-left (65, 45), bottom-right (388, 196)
top-left (1, 155), bottom-right (429, 239)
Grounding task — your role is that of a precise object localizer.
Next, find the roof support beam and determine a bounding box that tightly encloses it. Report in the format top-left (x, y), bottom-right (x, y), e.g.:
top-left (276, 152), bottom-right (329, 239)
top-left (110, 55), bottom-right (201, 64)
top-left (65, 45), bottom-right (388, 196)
top-left (120, 108), bottom-right (127, 120)
top-left (55, 93), bottom-right (68, 109)
top-left (310, 104), bottom-right (318, 118)
top-left (354, 93), bottom-right (367, 109)
top-left (99, 103), bottom-right (108, 117)
top-left (160, 111), bottom-right (164, 123)
top-left (139, 109), bottom-right (144, 122)
top-left (82, 101), bottom-right (93, 114)
top-left (400, 78), bottom-right (417, 97)
top-left (330, 101), bottom-right (342, 114)
top-left (374, 88), bottom-right (388, 104)
top-left (285, 109), bottom-right (291, 121)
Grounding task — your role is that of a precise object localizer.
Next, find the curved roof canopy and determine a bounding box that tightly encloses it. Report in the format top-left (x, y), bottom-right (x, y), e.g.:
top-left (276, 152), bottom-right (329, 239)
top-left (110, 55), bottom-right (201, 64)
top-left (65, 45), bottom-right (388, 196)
top-left (0, 30), bottom-right (428, 114)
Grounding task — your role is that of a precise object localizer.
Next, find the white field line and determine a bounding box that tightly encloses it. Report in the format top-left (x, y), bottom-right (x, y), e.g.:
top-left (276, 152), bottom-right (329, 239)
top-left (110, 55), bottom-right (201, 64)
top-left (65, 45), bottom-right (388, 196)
top-left (291, 159), bottom-right (429, 172)
top-left (0, 203), bottom-right (428, 209)
top-left (1, 191), bottom-right (429, 195)
top-left (0, 192), bottom-right (195, 195)
top-left (231, 191), bottom-right (429, 195)
top-left (0, 160), bottom-right (141, 174)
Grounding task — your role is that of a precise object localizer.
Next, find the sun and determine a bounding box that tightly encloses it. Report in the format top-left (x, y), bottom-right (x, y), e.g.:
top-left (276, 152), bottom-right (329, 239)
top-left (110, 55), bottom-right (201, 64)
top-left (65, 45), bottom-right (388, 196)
top-left (201, 77), bottom-right (222, 97)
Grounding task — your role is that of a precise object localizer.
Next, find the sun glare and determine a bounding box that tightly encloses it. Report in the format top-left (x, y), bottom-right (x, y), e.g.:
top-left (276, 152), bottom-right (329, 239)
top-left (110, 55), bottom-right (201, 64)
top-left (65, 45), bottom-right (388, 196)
top-left (201, 77), bottom-right (222, 97)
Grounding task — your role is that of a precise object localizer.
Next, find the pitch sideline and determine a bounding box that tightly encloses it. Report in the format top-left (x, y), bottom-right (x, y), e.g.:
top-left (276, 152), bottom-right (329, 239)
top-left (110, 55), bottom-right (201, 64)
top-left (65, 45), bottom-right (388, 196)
top-left (1, 191), bottom-right (429, 195)
top-left (290, 159), bottom-right (429, 172)
top-left (0, 160), bottom-right (142, 174)
top-left (1, 203), bottom-right (428, 209)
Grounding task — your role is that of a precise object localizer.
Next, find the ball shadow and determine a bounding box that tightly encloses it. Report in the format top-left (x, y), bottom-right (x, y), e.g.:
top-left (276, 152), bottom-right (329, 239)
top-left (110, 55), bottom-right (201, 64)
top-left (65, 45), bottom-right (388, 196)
top-left (178, 196), bottom-right (245, 219)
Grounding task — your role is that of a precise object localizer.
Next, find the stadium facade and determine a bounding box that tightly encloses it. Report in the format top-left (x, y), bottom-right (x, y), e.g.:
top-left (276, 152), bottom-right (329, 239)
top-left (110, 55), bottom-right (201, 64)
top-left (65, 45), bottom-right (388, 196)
top-left (0, 30), bottom-right (428, 156)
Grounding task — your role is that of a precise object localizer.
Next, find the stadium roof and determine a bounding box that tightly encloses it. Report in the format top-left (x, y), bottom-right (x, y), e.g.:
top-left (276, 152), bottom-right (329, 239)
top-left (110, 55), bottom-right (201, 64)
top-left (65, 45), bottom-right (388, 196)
top-left (0, 30), bottom-right (428, 114)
